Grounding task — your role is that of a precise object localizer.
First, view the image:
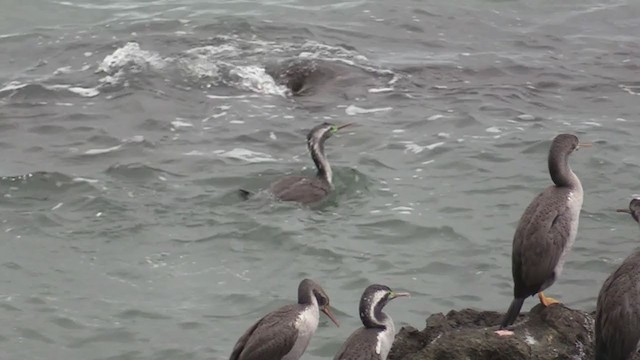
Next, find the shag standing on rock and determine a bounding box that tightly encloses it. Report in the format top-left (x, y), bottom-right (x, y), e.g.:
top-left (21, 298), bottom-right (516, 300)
top-left (496, 134), bottom-right (590, 335)
top-left (229, 279), bottom-right (339, 360)
top-left (595, 198), bottom-right (640, 360)
top-left (240, 122), bottom-right (352, 204)
top-left (333, 284), bottom-right (410, 360)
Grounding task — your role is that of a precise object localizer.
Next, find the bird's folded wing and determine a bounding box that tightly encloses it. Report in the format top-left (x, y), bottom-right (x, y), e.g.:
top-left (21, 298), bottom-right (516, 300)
top-left (230, 305), bottom-right (299, 360)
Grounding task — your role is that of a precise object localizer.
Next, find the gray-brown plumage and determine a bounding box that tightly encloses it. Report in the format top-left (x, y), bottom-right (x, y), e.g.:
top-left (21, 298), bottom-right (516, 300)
top-left (333, 284), bottom-right (409, 360)
top-left (498, 134), bottom-right (589, 331)
top-left (230, 279), bottom-right (339, 360)
top-left (269, 122), bottom-right (351, 204)
top-left (595, 198), bottom-right (640, 360)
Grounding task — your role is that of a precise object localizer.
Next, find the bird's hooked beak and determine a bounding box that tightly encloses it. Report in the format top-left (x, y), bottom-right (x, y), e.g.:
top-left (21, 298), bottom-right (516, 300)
top-left (576, 143), bottom-right (592, 150)
top-left (616, 208), bottom-right (632, 214)
top-left (389, 291), bottom-right (411, 300)
top-left (321, 306), bottom-right (340, 327)
top-left (337, 123), bottom-right (354, 131)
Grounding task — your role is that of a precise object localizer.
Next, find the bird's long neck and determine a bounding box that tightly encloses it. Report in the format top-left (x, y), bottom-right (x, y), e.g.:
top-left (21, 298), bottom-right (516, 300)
top-left (548, 149), bottom-right (579, 188)
top-left (308, 138), bottom-right (333, 187)
top-left (361, 302), bottom-right (391, 330)
top-left (298, 285), bottom-right (318, 309)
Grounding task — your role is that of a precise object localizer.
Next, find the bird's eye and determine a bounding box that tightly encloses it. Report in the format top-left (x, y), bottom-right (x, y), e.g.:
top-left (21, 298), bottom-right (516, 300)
top-left (330, 126), bottom-right (338, 133)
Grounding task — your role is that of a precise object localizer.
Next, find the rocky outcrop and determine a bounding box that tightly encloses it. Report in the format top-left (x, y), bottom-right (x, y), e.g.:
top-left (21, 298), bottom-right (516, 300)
top-left (389, 304), bottom-right (595, 360)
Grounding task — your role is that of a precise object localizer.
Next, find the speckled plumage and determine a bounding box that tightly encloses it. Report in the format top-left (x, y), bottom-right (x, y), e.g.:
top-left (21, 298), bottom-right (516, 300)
top-left (595, 199), bottom-right (640, 360)
top-left (499, 134), bottom-right (586, 329)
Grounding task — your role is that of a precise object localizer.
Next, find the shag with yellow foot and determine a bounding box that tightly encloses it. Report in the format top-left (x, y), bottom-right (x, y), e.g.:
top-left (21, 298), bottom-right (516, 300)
top-left (537, 292), bottom-right (560, 307)
top-left (494, 134), bottom-right (589, 336)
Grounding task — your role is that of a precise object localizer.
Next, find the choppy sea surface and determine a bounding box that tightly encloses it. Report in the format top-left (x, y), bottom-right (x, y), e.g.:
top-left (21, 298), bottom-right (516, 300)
top-left (1, 0), bottom-right (640, 359)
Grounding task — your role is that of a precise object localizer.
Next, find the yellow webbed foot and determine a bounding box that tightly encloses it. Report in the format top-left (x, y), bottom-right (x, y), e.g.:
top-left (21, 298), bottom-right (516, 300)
top-left (537, 292), bottom-right (560, 307)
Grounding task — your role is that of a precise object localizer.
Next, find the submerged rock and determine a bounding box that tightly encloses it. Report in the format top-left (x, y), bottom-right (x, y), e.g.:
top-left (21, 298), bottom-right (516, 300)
top-left (389, 304), bottom-right (595, 360)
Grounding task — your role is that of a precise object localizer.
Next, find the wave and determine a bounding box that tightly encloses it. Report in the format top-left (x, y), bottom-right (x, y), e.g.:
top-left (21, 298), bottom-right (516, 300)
top-left (2, 23), bottom-right (402, 103)
top-left (0, 171), bottom-right (99, 210)
top-left (0, 81), bottom-right (100, 102)
top-left (105, 163), bottom-right (184, 182)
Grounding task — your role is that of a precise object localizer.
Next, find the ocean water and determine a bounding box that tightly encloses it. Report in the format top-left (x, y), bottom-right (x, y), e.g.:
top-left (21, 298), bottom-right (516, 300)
top-left (1, 0), bottom-right (639, 359)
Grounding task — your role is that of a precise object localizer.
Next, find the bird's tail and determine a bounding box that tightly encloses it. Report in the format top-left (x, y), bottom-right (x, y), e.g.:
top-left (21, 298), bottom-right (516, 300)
top-left (499, 297), bottom-right (525, 329)
top-left (238, 189), bottom-right (253, 200)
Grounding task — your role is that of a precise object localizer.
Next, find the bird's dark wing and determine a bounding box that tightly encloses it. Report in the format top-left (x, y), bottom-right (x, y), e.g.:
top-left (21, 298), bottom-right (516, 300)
top-left (333, 328), bottom-right (381, 360)
top-left (512, 187), bottom-right (573, 297)
top-left (230, 305), bottom-right (299, 360)
top-left (595, 251), bottom-right (640, 360)
top-left (270, 176), bottom-right (330, 204)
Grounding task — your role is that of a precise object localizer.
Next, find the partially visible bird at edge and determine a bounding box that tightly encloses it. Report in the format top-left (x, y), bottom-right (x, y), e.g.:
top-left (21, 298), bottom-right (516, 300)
top-left (595, 197), bottom-right (640, 360)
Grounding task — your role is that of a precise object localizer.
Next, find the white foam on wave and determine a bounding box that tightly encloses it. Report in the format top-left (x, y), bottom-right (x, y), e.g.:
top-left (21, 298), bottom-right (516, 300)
top-left (84, 145), bottom-right (122, 155)
top-left (402, 141), bottom-right (445, 154)
top-left (345, 104), bottom-right (393, 115)
top-left (54, 1), bottom-right (142, 10)
top-left (171, 119), bottom-right (194, 128)
top-left (179, 44), bottom-right (289, 97)
top-left (0, 81), bottom-right (28, 93)
top-left (206, 94), bottom-right (255, 99)
top-left (267, 38), bottom-right (401, 85)
top-left (48, 84), bottom-right (100, 97)
top-left (53, 66), bottom-right (73, 75)
top-left (369, 87), bottom-right (394, 93)
top-left (72, 177), bottom-right (99, 184)
top-left (620, 84), bottom-right (640, 96)
top-left (214, 148), bottom-right (275, 163)
top-left (124, 135), bottom-right (145, 143)
top-left (0, 81), bottom-right (100, 98)
top-left (185, 45), bottom-right (239, 59)
top-left (97, 42), bottom-right (166, 75)
top-left (517, 114), bottom-right (536, 121)
top-left (67, 86), bottom-right (100, 97)
top-left (228, 65), bottom-right (288, 97)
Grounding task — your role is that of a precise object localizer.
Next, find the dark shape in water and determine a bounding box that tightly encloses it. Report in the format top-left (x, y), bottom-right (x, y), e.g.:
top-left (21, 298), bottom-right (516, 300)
top-left (240, 122), bottom-right (352, 204)
top-left (595, 198), bottom-right (640, 360)
top-left (266, 59), bottom-right (345, 97)
top-left (237, 188), bottom-right (253, 200)
top-left (497, 134), bottom-right (591, 334)
top-left (333, 284), bottom-right (409, 360)
top-left (229, 279), bottom-right (339, 360)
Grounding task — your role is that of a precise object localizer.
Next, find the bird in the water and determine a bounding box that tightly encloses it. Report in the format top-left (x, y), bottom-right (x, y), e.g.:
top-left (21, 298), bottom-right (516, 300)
top-left (333, 284), bottom-right (409, 360)
top-left (595, 198), bottom-right (640, 360)
top-left (229, 279), bottom-right (339, 360)
top-left (240, 122), bottom-right (352, 204)
top-left (496, 134), bottom-right (590, 335)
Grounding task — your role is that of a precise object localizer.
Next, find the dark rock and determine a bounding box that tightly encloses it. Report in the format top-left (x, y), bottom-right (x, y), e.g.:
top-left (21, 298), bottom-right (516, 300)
top-left (389, 304), bottom-right (594, 360)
